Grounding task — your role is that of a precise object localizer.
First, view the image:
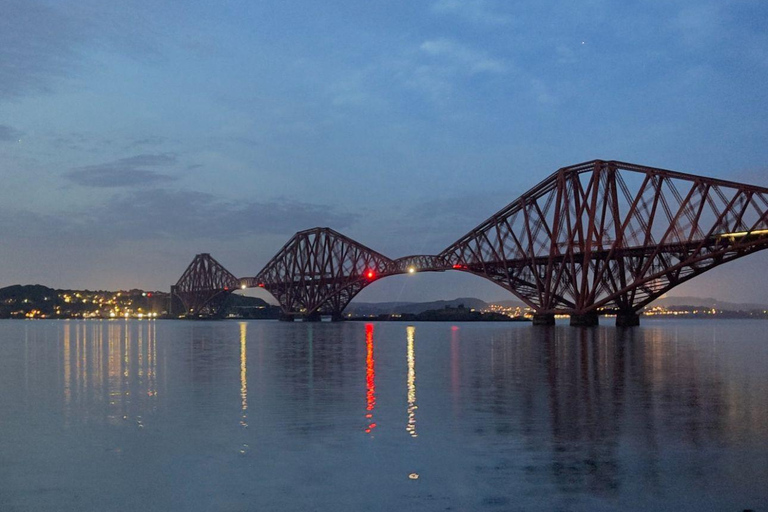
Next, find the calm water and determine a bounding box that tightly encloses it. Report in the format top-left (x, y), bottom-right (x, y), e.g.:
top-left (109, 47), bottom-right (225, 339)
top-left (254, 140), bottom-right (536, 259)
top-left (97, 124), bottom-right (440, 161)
top-left (0, 319), bottom-right (767, 511)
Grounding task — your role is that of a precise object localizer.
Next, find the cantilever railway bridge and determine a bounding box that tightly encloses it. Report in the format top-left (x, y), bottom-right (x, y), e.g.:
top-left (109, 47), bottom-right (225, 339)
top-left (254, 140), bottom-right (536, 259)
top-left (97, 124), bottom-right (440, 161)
top-left (170, 160), bottom-right (768, 326)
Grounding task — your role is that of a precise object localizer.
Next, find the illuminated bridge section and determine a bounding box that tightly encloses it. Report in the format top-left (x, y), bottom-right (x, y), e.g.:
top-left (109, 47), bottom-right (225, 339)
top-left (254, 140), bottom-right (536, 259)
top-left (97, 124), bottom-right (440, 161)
top-left (239, 236), bottom-right (458, 320)
top-left (387, 255), bottom-right (451, 275)
top-left (439, 160), bottom-right (768, 325)
top-left (716, 229), bottom-right (768, 242)
top-left (173, 160), bottom-right (768, 325)
top-left (244, 228), bottom-right (393, 320)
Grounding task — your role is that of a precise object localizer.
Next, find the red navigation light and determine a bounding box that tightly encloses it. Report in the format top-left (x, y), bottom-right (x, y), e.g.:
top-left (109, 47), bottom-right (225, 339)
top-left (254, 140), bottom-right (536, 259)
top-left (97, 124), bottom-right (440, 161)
top-left (452, 264), bottom-right (467, 270)
top-left (147, 292), bottom-right (152, 297)
top-left (258, 283), bottom-right (265, 288)
top-left (224, 287), bottom-right (229, 291)
top-left (366, 270), bottom-right (375, 280)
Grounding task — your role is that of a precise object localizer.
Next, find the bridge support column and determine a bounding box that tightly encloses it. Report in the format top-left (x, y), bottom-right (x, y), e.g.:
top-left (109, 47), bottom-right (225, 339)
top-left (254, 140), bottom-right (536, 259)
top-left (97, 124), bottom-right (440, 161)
top-left (616, 311), bottom-right (640, 327)
top-left (570, 312), bottom-right (599, 327)
top-left (169, 285), bottom-right (176, 317)
top-left (303, 312), bottom-right (322, 322)
top-left (279, 312), bottom-right (296, 322)
top-left (532, 313), bottom-right (555, 326)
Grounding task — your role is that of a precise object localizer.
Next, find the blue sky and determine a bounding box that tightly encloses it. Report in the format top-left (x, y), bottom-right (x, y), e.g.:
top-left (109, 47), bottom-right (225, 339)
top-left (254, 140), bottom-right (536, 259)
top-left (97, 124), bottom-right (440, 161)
top-left (1, 0), bottom-right (767, 303)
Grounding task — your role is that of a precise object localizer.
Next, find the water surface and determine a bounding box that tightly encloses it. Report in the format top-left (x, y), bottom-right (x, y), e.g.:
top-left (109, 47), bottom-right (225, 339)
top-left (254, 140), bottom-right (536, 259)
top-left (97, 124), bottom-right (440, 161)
top-left (0, 319), bottom-right (766, 511)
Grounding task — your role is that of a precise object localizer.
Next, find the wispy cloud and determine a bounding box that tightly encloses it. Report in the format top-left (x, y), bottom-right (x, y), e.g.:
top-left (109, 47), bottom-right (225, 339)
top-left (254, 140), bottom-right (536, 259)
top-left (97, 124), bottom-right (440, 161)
top-left (0, 0), bottom-right (161, 100)
top-left (111, 154), bottom-right (176, 167)
top-left (0, 0), bottom-right (87, 98)
top-left (99, 190), bottom-right (357, 239)
top-left (64, 153), bottom-right (178, 188)
top-left (322, 38), bottom-right (509, 112)
top-left (395, 38), bottom-right (508, 103)
top-left (0, 208), bottom-right (80, 241)
top-left (0, 189), bottom-right (357, 243)
top-left (671, 3), bottom-right (723, 48)
top-left (419, 39), bottom-right (506, 75)
top-left (431, 0), bottom-right (510, 25)
top-left (66, 168), bottom-right (178, 188)
top-left (328, 71), bottom-right (384, 109)
top-left (128, 136), bottom-right (169, 148)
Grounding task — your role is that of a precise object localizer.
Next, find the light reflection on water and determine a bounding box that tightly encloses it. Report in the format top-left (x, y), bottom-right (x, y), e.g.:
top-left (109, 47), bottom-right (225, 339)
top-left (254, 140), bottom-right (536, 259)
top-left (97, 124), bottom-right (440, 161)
top-left (364, 323), bottom-right (376, 434)
top-left (56, 320), bottom-right (159, 427)
top-left (406, 325), bottom-right (417, 438)
top-left (239, 322), bottom-right (247, 429)
top-left (0, 319), bottom-right (767, 511)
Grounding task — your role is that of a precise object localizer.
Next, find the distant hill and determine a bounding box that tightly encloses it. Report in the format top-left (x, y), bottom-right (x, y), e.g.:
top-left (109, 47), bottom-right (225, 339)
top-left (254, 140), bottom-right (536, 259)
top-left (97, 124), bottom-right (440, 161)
top-left (649, 296), bottom-right (768, 311)
top-left (0, 284), bottom-right (279, 319)
top-left (489, 299), bottom-right (529, 309)
top-left (224, 293), bottom-right (280, 319)
top-left (346, 297), bottom-right (490, 316)
top-left (0, 284), bottom-right (57, 302)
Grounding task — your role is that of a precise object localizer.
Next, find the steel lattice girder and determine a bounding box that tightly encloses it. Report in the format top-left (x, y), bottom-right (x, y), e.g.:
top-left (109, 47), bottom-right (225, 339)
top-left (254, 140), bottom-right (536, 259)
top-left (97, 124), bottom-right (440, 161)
top-left (390, 255), bottom-right (451, 273)
top-left (439, 160), bottom-right (768, 314)
top-left (172, 253), bottom-right (240, 316)
top-left (239, 238), bottom-right (455, 316)
top-left (250, 228), bottom-right (395, 316)
top-left (179, 160), bottom-right (768, 319)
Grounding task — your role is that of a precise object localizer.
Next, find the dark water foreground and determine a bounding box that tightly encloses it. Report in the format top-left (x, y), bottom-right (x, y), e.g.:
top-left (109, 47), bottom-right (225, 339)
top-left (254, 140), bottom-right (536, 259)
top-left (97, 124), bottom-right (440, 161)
top-left (0, 319), bottom-right (766, 511)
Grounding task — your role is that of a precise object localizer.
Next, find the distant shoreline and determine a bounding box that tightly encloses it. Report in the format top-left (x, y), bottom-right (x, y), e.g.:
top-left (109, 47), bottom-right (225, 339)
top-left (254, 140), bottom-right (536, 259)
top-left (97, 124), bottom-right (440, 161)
top-left (346, 316), bottom-right (530, 322)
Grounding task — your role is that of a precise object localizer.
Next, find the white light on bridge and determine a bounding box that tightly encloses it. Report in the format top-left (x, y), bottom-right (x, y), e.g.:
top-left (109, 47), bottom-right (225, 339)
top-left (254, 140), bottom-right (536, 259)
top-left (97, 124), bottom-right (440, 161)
top-left (241, 284), bottom-right (247, 289)
top-left (717, 228), bottom-right (768, 239)
top-left (408, 267), bottom-right (416, 274)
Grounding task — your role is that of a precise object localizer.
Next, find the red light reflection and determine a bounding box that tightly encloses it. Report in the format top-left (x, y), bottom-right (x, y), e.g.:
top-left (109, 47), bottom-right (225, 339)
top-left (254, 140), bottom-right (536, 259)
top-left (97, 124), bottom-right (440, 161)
top-left (364, 323), bottom-right (376, 434)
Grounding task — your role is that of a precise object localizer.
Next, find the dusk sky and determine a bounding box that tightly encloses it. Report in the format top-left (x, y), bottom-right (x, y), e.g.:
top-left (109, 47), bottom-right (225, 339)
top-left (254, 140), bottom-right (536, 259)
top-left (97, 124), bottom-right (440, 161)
top-left (1, 0), bottom-right (767, 304)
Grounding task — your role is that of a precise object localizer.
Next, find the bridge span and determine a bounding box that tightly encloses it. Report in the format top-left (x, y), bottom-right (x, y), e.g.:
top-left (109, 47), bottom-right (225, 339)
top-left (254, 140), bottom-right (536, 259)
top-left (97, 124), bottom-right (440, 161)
top-left (171, 159), bottom-right (768, 326)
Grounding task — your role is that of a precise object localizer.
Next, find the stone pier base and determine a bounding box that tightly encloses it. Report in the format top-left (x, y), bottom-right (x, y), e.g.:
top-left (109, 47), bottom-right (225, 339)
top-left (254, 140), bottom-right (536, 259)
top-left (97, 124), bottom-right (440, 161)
top-left (570, 312), bottom-right (599, 327)
top-left (278, 312), bottom-right (296, 322)
top-left (303, 312), bottom-right (322, 322)
top-left (331, 313), bottom-right (345, 322)
top-left (532, 313), bottom-right (556, 326)
top-left (615, 312), bottom-right (640, 327)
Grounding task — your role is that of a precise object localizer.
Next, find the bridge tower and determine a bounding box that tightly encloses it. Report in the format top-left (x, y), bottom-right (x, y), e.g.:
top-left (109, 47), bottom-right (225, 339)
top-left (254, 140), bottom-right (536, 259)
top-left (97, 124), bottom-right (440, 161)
top-left (246, 228), bottom-right (393, 321)
top-left (171, 253), bottom-right (240, 318)
top-left (441, 160), bottom-right (768, 326)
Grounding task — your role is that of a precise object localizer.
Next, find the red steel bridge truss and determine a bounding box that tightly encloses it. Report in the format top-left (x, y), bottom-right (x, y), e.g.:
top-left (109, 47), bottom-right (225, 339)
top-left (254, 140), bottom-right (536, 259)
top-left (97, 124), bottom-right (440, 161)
top-left (171, 160), bottom-right (768, 325)
top-left (170, 253), bottom-right (240, 317)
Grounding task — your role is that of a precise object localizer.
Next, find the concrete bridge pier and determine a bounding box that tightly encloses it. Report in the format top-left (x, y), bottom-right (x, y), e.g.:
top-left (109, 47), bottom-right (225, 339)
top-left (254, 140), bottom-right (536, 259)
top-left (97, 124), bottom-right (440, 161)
top-left (279, 312), bottom-right (296, 322)
top-left (331, 312), bottom-right (345, 322)
top-left (532, 313), bottom-right (555, 326)
top-left (303, 312), bottom-right (322, 322)
top-left (570, 312), bottom-right (599, 327)
top-left (616, 311), bottom-right (641, 327)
